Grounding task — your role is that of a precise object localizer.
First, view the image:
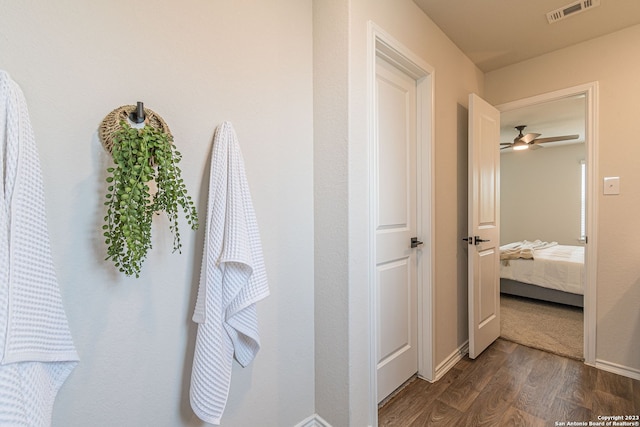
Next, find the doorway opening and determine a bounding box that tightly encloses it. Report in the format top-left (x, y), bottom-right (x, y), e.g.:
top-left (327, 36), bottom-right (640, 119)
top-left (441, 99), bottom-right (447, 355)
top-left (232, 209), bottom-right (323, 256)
top-left (496, 83), bottom-right (598, 365)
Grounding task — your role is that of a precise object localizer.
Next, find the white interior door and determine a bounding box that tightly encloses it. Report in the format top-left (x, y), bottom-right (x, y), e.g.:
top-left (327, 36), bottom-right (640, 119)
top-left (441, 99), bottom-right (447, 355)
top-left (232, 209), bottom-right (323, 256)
top-left (468, 93), bottom-right (501, 359)
top-left (375, 56), bottom-right (419, 402)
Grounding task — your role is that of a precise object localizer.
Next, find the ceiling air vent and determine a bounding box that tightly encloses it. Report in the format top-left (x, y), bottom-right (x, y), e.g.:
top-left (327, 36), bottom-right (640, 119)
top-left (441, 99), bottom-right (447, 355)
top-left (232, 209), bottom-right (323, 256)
top-left (546, 0), bottom-right (601, 24)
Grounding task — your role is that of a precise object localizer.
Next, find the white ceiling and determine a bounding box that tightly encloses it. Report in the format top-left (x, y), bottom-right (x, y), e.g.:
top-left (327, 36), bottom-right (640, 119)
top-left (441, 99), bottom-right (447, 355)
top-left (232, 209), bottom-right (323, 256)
top-left (412, 0), bottom-right (640, 151)
top-left (413, 0), bottom-right (640, 72)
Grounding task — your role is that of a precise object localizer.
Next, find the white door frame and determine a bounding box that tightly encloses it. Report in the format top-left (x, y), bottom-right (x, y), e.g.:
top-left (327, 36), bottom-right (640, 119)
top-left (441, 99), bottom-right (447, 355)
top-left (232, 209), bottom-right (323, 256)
top-left (367, 21), bottom-right (435, 424)
top-left (495, 82), bottom-right (598, 365)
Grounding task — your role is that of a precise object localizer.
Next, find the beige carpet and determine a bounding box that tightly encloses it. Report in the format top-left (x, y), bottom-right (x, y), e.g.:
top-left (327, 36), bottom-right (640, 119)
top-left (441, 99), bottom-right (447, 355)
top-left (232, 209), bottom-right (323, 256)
top-left (500, 294), bottom-right (583, 360)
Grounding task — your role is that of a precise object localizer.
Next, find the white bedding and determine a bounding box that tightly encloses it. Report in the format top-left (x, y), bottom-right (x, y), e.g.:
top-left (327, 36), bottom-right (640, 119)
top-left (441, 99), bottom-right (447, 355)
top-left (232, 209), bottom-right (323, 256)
top-left (500, 242), bottom-right (585, 295)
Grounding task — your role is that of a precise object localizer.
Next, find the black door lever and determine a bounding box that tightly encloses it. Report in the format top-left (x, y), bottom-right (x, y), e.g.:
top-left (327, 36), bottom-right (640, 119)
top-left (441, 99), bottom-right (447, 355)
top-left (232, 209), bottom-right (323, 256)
top-left (474, 236), bottom-right (490, 245)
top-left (411, 237), bottom-right (423, 248)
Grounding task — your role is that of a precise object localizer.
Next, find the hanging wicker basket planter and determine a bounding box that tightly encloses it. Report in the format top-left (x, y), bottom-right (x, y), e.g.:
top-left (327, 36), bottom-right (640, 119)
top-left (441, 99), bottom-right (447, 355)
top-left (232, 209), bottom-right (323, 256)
top-left (98, 103), bottom-right (198, 277)
top-left (99, 104), bottom-right (172, 155)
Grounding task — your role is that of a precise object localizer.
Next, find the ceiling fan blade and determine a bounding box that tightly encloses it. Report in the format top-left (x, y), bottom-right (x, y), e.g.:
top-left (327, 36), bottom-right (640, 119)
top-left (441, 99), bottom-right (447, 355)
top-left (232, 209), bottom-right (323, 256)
top-left (500, 142), bottom-right (512, 145)
top-left (533, 134), bottom-right (580, 144)
top-left (519, 132), bottom-right (541, 144)
top-left (500, 146), bottom-right (510, 150)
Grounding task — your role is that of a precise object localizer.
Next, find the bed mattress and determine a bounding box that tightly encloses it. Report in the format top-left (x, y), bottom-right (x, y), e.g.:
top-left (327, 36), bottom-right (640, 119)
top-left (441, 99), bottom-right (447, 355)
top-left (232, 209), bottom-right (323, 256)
top-left (500, 243), bottom-right (584, 295)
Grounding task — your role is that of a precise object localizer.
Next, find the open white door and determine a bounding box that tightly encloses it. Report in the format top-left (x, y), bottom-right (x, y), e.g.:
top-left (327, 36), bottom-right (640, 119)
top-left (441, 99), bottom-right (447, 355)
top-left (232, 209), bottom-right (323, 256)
top-left (468, 93), bottom-right (501, 359)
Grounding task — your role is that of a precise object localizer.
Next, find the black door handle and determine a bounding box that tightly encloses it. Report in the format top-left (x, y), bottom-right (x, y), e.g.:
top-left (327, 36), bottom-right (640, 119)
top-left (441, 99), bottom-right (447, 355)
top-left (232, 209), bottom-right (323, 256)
top-left (411, 237), bottom-right (423, 248)
top-left (474, 236), bottom-right (490, 245)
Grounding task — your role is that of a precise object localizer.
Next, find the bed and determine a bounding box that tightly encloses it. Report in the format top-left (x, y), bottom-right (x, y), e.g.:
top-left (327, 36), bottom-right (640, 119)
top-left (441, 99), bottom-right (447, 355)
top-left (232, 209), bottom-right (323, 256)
top-left (499, 241), bottom-right (585, 307)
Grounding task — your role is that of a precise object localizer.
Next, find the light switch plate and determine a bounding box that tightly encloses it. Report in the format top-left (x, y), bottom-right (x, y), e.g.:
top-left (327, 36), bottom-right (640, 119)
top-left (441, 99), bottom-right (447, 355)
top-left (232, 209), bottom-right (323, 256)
top-left (603, 176), bottom-right (620, 195)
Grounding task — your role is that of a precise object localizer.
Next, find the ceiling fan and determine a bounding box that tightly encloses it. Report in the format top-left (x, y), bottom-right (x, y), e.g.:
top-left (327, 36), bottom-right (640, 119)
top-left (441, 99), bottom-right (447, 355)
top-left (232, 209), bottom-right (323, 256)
top-left (500, 125), bottom-right (579, 151)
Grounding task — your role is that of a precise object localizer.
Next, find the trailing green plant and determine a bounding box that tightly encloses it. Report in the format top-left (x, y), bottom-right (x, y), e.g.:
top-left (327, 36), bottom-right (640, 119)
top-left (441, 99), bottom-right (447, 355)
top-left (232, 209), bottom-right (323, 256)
top-left (103, 121), bottom-right (198, 277)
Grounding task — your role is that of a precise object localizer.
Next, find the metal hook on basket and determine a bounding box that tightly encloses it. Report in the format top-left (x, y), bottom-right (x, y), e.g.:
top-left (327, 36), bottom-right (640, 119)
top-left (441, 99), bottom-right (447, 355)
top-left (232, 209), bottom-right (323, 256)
top-left (128, 101), bottom-right (145, 124)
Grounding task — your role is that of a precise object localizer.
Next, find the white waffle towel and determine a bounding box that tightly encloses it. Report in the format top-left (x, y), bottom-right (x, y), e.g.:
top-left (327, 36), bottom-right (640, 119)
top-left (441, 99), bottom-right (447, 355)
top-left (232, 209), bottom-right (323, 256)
top-left (190, 121), bottom-right (269, 424)
top-left (0, 70), bottom-right (79, 426)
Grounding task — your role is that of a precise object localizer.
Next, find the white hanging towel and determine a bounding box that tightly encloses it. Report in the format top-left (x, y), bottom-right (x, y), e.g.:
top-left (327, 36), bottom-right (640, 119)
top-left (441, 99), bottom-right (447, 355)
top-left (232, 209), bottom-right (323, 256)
top-left (190, 121), bottom-right (269, 424)
top-left (0, 70), bottom-right (79, 426)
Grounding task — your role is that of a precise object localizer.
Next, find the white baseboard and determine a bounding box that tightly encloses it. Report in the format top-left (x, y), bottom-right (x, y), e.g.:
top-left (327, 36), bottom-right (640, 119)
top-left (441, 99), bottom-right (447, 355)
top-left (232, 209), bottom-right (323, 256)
top-left (595, 359), bottom-right (640, 381)
top-left (433, 340), bottom-right (469, 381)
top-left (294, 414), bottom-right (333, 427)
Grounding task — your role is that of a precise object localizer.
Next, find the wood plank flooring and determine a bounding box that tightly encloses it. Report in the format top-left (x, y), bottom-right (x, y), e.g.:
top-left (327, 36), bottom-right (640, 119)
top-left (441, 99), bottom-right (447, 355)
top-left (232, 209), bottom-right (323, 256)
top-left (379, 339), bottom-right (640, 426)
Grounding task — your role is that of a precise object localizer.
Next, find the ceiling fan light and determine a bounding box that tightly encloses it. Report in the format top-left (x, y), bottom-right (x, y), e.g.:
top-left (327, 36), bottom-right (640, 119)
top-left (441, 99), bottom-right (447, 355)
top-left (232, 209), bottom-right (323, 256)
top-left (512, 141), bottom-right (529, 151)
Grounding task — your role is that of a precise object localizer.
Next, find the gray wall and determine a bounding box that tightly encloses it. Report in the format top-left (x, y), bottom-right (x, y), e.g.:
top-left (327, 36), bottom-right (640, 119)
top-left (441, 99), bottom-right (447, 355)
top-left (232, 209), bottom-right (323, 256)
top-left (501, 143), bottom-right (586, 246)
top-left (0, 1), bottom-right (315, 426)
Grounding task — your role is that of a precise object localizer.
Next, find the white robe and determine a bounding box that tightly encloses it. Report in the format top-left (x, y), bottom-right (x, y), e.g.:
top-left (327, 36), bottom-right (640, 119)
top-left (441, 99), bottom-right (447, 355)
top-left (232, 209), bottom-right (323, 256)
top-left (0, 70), bottom-right (79, 426)
top-left (190, 121), bottom-right (269, 425)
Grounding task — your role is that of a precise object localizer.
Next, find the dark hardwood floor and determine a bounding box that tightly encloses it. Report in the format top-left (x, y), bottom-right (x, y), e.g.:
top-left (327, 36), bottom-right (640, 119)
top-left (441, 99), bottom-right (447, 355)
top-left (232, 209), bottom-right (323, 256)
top-left (379, 339), bottom-right (640, 426)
